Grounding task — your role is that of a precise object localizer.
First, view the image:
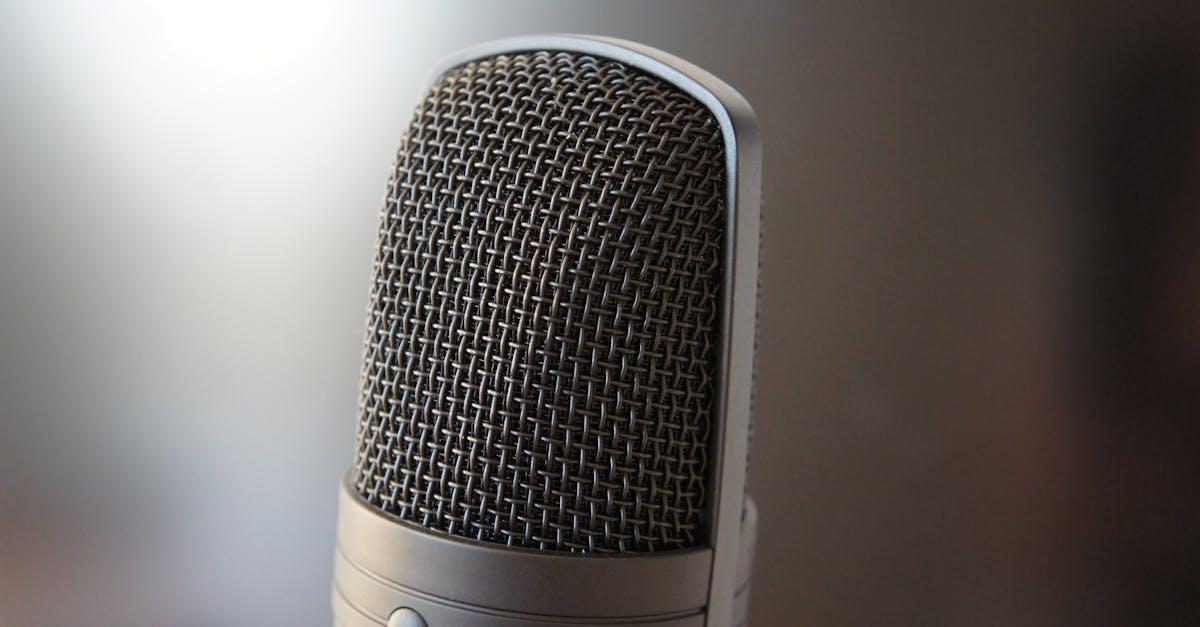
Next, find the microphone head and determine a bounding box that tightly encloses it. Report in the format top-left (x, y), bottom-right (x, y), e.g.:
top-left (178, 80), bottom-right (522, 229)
top-left (352, 49), bottom-right (727, 554)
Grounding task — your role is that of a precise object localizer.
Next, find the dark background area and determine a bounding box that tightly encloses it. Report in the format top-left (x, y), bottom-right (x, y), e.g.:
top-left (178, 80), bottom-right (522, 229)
top-left (1, 2), bottom-right (1197, 625)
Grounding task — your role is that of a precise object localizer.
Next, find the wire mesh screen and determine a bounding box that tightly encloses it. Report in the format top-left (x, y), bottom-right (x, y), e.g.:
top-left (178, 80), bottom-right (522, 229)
top-left (352, 50), bottom-right (726, 553)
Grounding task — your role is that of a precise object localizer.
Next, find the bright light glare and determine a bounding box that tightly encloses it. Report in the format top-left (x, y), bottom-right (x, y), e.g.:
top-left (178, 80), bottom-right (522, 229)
top-left (150, 1), bottom-right (336, 74)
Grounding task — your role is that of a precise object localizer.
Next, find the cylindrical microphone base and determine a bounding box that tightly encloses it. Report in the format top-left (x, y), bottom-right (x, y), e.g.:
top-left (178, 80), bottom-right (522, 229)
top-left (332, 477), bottom-right (757, 626)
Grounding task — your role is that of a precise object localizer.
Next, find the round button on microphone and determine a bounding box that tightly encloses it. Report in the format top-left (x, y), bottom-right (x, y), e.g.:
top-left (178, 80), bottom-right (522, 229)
top-left (387, 607), bottom-right (427, 627)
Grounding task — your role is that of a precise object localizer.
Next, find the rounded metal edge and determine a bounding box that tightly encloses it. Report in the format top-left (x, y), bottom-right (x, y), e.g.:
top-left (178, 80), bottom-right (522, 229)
top-left (418, 35), bottom-right (762, 627)
top-left (335, 477), bottom-right (713, 619)
top-left (732, 497), bottom-right (759, 627)
top-left (334, 545), bottom-right (705, 627)
top-left (735, 497), bottom-right (759, 591)
top-left (334, 582), bottom-right (384, 626)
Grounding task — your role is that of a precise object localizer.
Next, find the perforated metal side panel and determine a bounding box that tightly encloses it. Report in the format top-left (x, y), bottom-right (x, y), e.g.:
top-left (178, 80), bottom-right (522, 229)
top-left (352, 50), bottom-right (725, 553)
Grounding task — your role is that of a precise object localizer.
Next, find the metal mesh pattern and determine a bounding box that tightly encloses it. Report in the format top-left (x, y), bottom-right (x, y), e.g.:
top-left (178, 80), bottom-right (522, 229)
top-left (352, 50), bottom-right (726, 553)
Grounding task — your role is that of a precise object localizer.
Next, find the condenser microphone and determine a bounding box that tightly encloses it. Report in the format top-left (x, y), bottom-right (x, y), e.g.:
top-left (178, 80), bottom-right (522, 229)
top-left (332, 35), bottom-right (761, 627)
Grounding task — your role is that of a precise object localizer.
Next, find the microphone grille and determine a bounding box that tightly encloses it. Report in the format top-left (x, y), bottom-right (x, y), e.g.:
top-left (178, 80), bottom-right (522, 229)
top-left (353, 50), bottom-right (726, 553)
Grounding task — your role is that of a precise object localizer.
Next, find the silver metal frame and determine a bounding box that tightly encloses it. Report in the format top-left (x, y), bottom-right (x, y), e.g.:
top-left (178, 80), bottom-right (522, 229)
top-left (333, 34), bottom-right (761, 627)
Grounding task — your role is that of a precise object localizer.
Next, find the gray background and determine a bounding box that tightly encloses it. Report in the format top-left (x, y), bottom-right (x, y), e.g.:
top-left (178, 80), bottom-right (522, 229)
top-left (2, 1), bottom-right (1197, 626)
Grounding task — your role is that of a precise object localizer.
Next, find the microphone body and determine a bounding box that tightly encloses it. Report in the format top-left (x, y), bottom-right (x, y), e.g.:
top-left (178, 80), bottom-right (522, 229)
top-left (333, 35), bottom-right (761, 627)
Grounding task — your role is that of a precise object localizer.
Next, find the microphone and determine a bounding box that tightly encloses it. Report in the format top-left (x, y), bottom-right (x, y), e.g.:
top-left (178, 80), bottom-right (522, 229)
top-left (332, 35), bottom-right (761, 627)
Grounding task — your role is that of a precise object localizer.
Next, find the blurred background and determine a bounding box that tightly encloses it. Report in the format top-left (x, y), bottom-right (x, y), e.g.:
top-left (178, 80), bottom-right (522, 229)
top-left (1, 1), bottom-right (1197, 625)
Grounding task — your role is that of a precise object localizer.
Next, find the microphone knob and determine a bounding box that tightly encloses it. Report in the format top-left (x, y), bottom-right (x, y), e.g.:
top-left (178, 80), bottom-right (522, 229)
top-left (386, 607), bottom-right (427, 627)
